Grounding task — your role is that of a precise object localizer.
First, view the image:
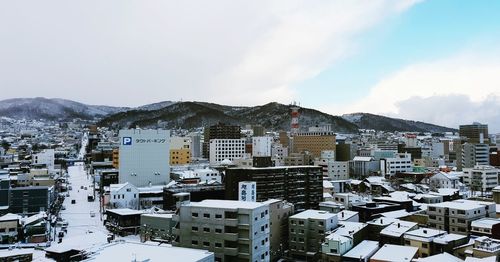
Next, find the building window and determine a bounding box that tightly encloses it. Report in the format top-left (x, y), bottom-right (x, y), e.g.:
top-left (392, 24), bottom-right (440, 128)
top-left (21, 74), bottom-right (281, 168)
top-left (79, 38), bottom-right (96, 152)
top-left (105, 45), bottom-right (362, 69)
top-left (204, 227), bottom-right (210, 233)
top-left (204, 213), bottom-right (210, 218)
top-left (192, 226), bottom-right (198, 232)
top-left (203, 242), bottom-right (210, 247)
top-left (215, 228), bottom-right (222, 233)
top-left (215, 214), bottom-right (222, 219)
top-left (192, 240), bottom-right (198, 245)
top-left (192, 212), bottom-right (198, 217)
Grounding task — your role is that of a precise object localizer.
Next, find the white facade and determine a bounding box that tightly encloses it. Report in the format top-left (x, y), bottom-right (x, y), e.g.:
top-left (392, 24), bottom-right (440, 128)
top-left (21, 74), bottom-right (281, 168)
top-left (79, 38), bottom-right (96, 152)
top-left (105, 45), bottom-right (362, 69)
top-left (271, 143), bottom-right (288, 166)
top-left (209, 138), bottom-right (245, 164)
top-left (381, 153), bottom-right (412, 176)
top-left (32, 149), bottom-right (55, 171)
top-left (119, 129), bottom-right (170, 187)
top-left (239, 181), bottom-right (257, 202)
top-left (252, 137), bottom-right (272, 157)
top-left (171, 136), bottom-right (191, 150)
top-left (463, 165), bottom-right (499, 192)
top-left (109, 182), bottom-right (139, 209)
top-left (429, 172), bottom-right (463, 190)
top-left (174, 168), bottom-right (221, 183)
top-left (315, 152), bottom-right (349, 180)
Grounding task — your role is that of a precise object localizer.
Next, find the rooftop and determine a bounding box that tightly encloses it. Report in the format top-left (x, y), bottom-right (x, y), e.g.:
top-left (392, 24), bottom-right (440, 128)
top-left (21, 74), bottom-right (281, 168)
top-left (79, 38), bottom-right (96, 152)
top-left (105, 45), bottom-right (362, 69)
top-left (343, 240), bottom-right (379, 260)
top-left (404, 228), bottom-right (446, 242)
top-left (471, 218), bottom-right (500, 229)
top-left (380, 220), bottom-right (417, 238)
top-left (370, 244), bottom-right (418, 261)
top-left (290, 209), bottom-right (336, 220)
top-left (106, 208), bottom-right (145, 216)
top-left (414, 252), bottom-right (464, 262)
top-left (186, 199), bottom-right (268, 210)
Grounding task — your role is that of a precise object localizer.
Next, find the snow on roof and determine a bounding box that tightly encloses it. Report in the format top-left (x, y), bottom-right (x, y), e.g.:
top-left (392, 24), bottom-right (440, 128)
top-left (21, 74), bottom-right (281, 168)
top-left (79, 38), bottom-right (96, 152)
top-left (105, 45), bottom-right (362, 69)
top-left (428, 200), bottom-right (493, 210)
top-left (433, 233), bottom-right (467, 245)
top-left (0, 213), bottom-right (20, 222)
top-left (353, 156), bottom-right (373, 161)
top-left (343, 240), bottom-right (379, 259)
top-left (0, 248), bottom-right (33, 258)
top-left (323, 180), bottom-right (334, 188)
top-left (46, 230), bottom-right (109, 254)
top-left (337, 210), bottom-right (358, 221)
top-left (333, 221), bottom-right (367, 236)
top-left (464, 257), bottom-right (496, 262)
top-left (187, 199), bottom-right (268, 210)
top-left (291, 210), bottom-right (336, 220)
top-left (404, 228), bottom-right (445, 242)
top-left (471, 218), bottom-right (500, 229)
top-left (137, 185), bottom-right (165, 193)
top-left (380, 209), bottom-right (411, 219)
top-left (389, 191), bottom-right (414, 200)
top-left (370, 244), bottom-right (418, 261)
top-left (414, 252), bottom-right (464, 262)
top-left (323, 192), bottom-right (333, 199)
top-left (22, 212), bottom-right (46, 225)
top-left (380, 220), bottom-right (417, 238)
top-left (141, 213), bottom-right (173, 219)
top-left (368, 217), bottom-right (399, 226)
top-left (106, 208), bottom-right (145, 216)
top-left (85, 241), bottom-right (214, 262)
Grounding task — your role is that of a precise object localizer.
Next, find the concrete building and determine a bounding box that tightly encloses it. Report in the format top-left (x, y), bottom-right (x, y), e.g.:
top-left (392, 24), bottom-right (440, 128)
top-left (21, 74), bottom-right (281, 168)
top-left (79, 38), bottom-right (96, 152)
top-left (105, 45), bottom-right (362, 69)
top-left (203, 123), bottom-right (241, 159)
top-left (252, 137), bottom-right (272, 157)
top-left (263, 199), bottom-right (294, 261)
top-left (471, 218), bottom-right (500, 239)
top-left (189, 133), bottom-right (202, 158)
top-left (271, 143), bottom-right (288, 167)
top-left (370, 244), bottom-right (418, 262)
top-left (173, 200), bottom-right (270, 262)
top-left (171, 136), bottom-right (191, 150)
top-left (209, 138), bottom-right (246, 164)
top-left (118, 129), bottom-right (170, 187)
top-left (140, 213), bottom-right (175, 242)
top-left (403, 228), bottom-right (446, 257)
top-left (109, 182), bottom-right (139, 209)
top-left (170, 149), bottom-right (192, 165)
top-left (463, 165), bottom-right (498, 192)
top-left (225, 166), bottom-right (323, 211)
top-left (429, 172), bottom-right (463, 190)
top-left (289, 210), bottom-right (338, 261)
top-left (292, 131), bottom-right (336, 158)
top-left (461, 143), bottom-right (490, 168)
top-left (427, 200), bottom-right (496, 235)
top-left (315, 151), bottom-right (349, 180)
top-left (380, 153), bottom-right (412, 177)
top-left (321, 221), bottom-right (368, 261)
top-left (459, 123), bottom-right (489, 144)
top-left (32, 149), bottom-right (55, 172)
top-left (349, 157), bottom-right (380, 178)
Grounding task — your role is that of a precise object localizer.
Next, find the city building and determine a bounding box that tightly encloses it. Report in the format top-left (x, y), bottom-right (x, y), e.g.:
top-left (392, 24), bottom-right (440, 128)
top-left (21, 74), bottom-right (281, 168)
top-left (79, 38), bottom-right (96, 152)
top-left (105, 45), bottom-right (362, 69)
top-left (109, 182), bottom-right (139, 209)
top-left (203, 123), bottom-right (241, 159)
top-left (370, 244), bottom-right (418, 262)
top-left (471, 218), bottom-right (500, 239)
top-left (252, 137), bottom-right (272, 157)
top-left (459, 123), bottom-right (489, 144)
top-left (289, 210), bottom-right (338, 261)
top-left (403, 228), bottom-right (446, 257)
top-left (463, 165), bottom-right (498, 192)
top-left (315, 151), bottom-right (349, 180)
top-left (380, 153), bottom-right (412, 177)
top-left (349, 156), bottom-right (380, 178)
top-left (118, 129), bottom-right (170, 187)
top-left (209, 138), bottom-right (246, 164)
top-left (461, 143), bottom-right (490, 168)
top-left (140, 213), bottom-right (175, 242)
top-left (263, 199), bottom-right (294, 261)
top-left (32, 149), bottom-right (55, 172)
top-left (225, 166), bottom-right (323, 211)
top-left (173, 200), bottom-right (270, 262)
top-left (170, 148), bottom-right (192, 165)
top-left (292, 131), bottom-right (336, 158)
top-left (427, 200), bottom-right (496, 235)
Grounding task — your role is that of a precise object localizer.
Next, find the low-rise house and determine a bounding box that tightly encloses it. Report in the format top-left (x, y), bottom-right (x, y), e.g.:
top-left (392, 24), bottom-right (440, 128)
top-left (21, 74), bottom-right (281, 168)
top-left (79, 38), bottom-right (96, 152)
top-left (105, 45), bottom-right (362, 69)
top-left (342, 240), bottom-right (379, 262)
top-left (321, 221), bottom-right (368, 261)
top-left (109, 182), bottom-right (139, 209)
top-left (369, 244), bottom-right (418, 262)
top-left (470, 218), bottom-right (500, 239)
top-left (403, 228), bottom-right (446, 257)
top-left (379, 220), bottom-right (418, 245)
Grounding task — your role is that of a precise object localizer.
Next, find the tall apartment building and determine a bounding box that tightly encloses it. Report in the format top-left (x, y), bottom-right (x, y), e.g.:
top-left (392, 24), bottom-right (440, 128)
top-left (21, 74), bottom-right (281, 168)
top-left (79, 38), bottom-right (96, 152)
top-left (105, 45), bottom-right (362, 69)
top-left (209, 139), bottom-right (246, 164)
top-left (203, 123), bottom-right (241, 158)
top-left (459, 123), bottom-right (489, 144)
top-left (463, 165), bottom-right (499, 192)
top-left (173, 200), bottom-right (270, 262)
top-left (315, 151), bottom-right (349, 180)
top-left (292, 131), bottom-right (336, 158)
top-left (263, 199), bottom-right (294, 262)
top-left (189, 133), bottom-right (202, 158)
top-left (289, 210), bottom-right (338, 261)
top-left (170, 149), bottom-right (191, 165)
top-left (225, 166), bottom-right (323, 211)
top-left (427, 200), bottom-right (496, 235)
top-left (252, 137), bottom-right (273, 157)
top-left (461, 143), bottom-right (490, 168)
top-left (118, 129), bottom-right (170, 187)
top-left (380, 153), bottom-right (412, 176)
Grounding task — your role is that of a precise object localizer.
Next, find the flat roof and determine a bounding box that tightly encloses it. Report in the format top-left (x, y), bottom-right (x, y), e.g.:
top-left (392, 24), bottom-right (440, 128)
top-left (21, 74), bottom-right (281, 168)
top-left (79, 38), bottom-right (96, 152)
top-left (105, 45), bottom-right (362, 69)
top-left (414, 252), bottom-right (464, 262)
top-left (380, 220), bottom-right (418, 238)
top-left (186, 200), bottom-right (268, 210)
top-left (471, 218), bottom-right (500, 229)
top-left (290, 209), bottom-right (336, 220)
top-left (84, 241), bottom-right (213, 262)
top-left (343, 240), bottom-right (379, 259)
top-left (106, 208), bottom-right (145, 216)
top-left (370, 244), bottom-right (418, 261)
top-left (404, 228), bottom-right (445, 241)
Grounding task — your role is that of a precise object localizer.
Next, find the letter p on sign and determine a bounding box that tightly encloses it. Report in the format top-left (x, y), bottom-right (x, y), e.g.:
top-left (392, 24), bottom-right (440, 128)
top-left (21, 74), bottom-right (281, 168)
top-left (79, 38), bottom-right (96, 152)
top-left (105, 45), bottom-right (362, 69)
top-left (123, 137), bottom-right (132, 145)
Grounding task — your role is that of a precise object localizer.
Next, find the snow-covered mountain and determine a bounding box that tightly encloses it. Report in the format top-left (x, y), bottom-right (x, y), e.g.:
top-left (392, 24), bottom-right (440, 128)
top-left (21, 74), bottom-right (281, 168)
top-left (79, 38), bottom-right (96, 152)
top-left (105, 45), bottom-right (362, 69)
top-left (0, 97), bottom-right (128, 121)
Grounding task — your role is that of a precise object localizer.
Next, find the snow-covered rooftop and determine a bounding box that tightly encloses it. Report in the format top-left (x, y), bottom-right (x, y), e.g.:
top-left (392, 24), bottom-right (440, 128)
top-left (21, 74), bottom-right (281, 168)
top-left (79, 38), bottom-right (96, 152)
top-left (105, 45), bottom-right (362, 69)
top-left (370, 244), bottom-right (417, 261)
top-left (187, 199), bottom-right (268, 210)
top-left (290, 209), bottom-right (336, 220)
top-left (343, 240), bottom-right (379, 260)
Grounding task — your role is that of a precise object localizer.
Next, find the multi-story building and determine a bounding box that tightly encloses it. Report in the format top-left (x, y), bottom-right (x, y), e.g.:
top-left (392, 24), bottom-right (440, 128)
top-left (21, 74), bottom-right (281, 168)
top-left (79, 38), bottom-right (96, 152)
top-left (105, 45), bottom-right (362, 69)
top-left (32, 149), bottom-right (55, 172)
top-left (427, 200), bottom-right (496, 235)
top-left (461, 143), bottom-right (490, 168)
top-left (428, 172), bottom-right (463, 190)
top-left (470, 236), bottom-right (500, 259)
top-left (284, 152), bottom-right (313, 166)
top-left (271, 143), bottom-right (288, 166)
top-left (321, 221), bottom-right (368, 261)
top-left (203, 123), bottom-right (241, 158)
top-left (380, 153), bottom-right (412, 176)
top-left (289, 210), bottom-right (338, 261)
top-left (170, 136), bottom-right (191, 150)
top-left (225, 166), bottom-right (323, 211)
top-left (315, 151), bottom-right (349, 181)
top-left (471, 218), bottom-right (500, 239)
top-left (348, 157), bottom-right (380, 178)
top-left (403, 228), bottom-right (446, 257)
top-left (209, 139), bottom-right (246, 164)
top-left (170, 149), bottom-right (191, 165)
top-left (118, 129), bottom-right (170, 187)
top-left (463, 165), bottom-right (499, 192)
top-left (8, 186), bottom-right (55, 215)
top-left (263, 199), bottom-right (294, 261)
top-left (252, 137), bottom-right (272, 157)
top-left (459, 123), bottom-right (489, 144)
top-left (112, 148), bottom-right (119, 169)
top-left (292, 131), bottom-right (336, 158)
top-left (173, 200), bottom-right (270, 262)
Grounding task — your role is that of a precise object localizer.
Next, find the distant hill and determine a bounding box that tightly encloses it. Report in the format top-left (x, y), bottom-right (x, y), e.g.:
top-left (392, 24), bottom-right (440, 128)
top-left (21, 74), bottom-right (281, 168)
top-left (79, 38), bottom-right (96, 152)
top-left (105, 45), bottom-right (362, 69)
top-left (342, 113), bottom-right (457, 133)
top-left (97, 101), bottom-right (360, 133)
top-left (0, 97), bottom-right (127, 121)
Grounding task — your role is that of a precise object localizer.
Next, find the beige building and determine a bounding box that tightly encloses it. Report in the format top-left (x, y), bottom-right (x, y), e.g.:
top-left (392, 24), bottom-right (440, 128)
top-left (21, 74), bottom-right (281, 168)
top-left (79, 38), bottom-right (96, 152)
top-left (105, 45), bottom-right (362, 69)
top-left (170, 149), bottom-right (191, 165)
top-left (292, 131), bottom-right (336, 158)
top-left (403, 228), bottom-right (445, 257)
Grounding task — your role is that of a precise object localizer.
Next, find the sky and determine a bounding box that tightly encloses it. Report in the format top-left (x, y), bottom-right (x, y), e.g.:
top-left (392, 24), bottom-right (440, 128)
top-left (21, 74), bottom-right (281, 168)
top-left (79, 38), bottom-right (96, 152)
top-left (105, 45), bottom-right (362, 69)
top-left (0, 0), bottom-right (499, 132)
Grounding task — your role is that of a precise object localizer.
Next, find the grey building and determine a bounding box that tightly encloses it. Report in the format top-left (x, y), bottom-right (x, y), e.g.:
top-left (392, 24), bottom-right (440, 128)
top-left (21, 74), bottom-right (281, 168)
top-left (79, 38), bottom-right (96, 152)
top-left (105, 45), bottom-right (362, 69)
top-left (118, 129), bottom-right (170, 187)
top-left (173, 200), bottom-right (270, 262)
top-left (263, 199), bottom-right (294, 262)
top-left (9, 186), bottom-right (54, 215)
top-left (140, 213), bottom-right (175, 242)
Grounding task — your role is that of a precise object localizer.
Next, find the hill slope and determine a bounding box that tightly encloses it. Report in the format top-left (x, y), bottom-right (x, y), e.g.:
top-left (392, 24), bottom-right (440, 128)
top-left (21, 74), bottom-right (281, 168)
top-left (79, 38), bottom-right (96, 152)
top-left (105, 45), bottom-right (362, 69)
top-left (342, 113), bottom-right (456, 133)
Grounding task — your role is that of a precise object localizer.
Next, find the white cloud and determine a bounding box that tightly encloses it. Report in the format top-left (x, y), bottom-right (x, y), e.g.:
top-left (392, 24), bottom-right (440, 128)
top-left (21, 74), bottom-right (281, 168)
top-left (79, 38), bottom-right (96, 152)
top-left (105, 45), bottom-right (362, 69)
top-left (328, 51), bottom-right (500, 131)
top-left (0, 0), bottom-right (419, 107)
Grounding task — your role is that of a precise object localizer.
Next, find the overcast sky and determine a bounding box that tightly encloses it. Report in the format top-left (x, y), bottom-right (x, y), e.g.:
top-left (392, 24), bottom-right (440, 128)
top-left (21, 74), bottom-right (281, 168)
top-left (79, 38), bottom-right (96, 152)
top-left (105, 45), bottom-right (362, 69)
top-left (1, 1), bottom-right (499, 131)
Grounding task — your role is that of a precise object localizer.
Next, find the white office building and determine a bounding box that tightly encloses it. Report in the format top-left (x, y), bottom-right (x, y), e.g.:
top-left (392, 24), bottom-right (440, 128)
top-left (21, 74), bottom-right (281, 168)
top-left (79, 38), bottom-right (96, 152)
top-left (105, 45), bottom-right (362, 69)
top-left (171, 136), bottom-right (192, 150)
top-left (315, 151), bottom-right (349, 180)
top-left (209, 139), bottom-right (245, 164)
top-left (463, 165), bottom-right (499, 192)
top-left (252, 137), bottom-right (272, 157)
top-left (380, 153), bottom-right (412, 176)
top-left (32, 149), bottom-right (55, 172)
top-left (119, 129), bottom-right (170, 187)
